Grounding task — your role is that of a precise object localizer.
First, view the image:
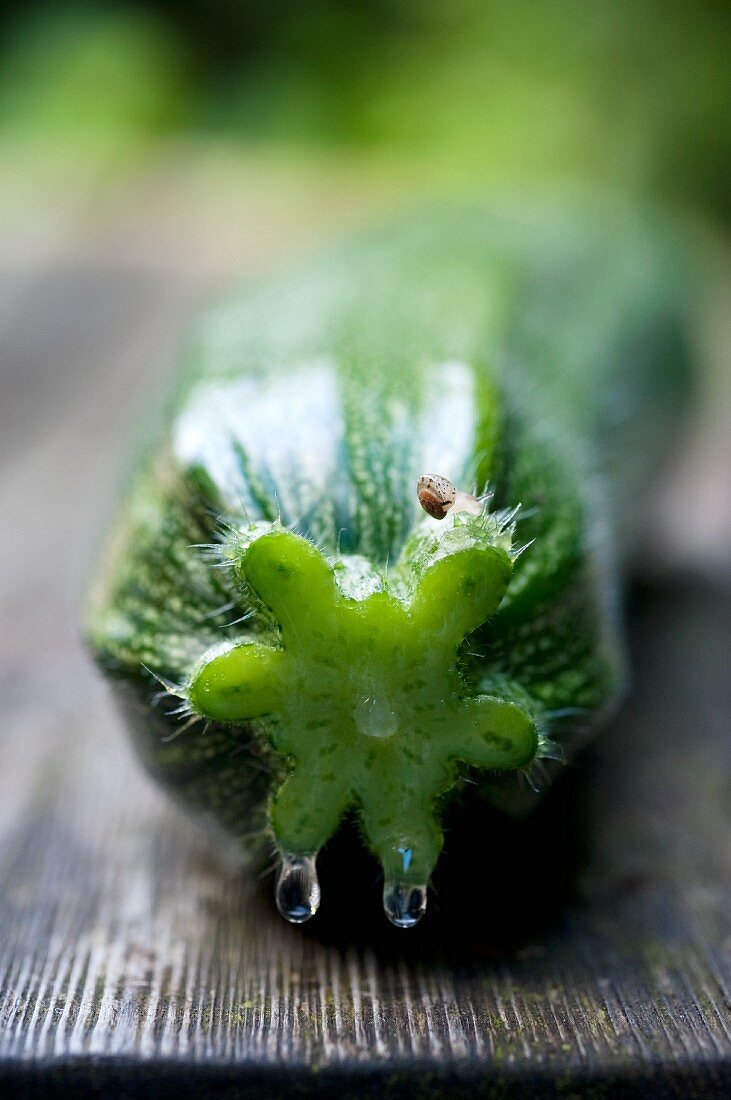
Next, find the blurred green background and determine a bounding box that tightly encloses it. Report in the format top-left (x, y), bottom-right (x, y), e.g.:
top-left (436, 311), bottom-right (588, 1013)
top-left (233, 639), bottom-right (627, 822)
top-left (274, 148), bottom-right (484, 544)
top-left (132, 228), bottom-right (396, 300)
top-left (1, 0), bottom-right (729, 223)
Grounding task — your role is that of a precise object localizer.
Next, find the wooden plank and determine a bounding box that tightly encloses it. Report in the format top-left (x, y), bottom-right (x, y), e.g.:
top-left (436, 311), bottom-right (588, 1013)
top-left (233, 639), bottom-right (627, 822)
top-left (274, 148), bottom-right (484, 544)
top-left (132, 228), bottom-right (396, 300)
top-left (0, 260), bottom-right (729, 1098)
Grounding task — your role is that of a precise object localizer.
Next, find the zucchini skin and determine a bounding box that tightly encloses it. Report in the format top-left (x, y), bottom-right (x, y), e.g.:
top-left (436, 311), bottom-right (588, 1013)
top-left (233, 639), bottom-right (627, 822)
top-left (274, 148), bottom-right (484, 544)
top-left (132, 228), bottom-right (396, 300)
top-left (86, 197), bottom-right (691, 912)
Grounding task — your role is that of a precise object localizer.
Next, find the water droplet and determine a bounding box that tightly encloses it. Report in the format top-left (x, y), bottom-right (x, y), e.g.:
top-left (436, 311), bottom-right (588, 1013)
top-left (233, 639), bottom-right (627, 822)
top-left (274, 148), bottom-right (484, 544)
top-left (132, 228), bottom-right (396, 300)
top-left (396, 846), bottom-right (413, 873)
top-left (383, 880), bottom-right (427, 928)
top-left (276, 852), bottom-right (320, 923)
top-left (354, 695), bottom-right (398, 738)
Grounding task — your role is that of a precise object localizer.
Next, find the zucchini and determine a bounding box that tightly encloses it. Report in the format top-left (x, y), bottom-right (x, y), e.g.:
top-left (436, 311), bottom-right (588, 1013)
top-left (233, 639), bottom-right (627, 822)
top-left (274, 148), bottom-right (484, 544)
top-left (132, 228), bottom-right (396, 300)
top-left (86, 196), bottom-right (691, 927)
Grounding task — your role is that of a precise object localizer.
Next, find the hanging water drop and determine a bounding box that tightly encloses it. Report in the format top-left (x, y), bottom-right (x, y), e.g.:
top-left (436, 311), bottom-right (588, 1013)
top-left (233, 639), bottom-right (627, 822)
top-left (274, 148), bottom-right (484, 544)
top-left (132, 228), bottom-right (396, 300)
top-left (383, 880), bottom-right (427, 928)
top-left (276, 852), bottom-right (321, 923)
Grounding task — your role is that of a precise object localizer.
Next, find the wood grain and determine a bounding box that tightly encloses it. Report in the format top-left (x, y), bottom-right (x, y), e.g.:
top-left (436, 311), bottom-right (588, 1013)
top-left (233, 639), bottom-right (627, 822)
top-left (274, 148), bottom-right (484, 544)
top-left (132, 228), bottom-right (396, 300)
top-left (0, 256), bottom-right (729, 1098)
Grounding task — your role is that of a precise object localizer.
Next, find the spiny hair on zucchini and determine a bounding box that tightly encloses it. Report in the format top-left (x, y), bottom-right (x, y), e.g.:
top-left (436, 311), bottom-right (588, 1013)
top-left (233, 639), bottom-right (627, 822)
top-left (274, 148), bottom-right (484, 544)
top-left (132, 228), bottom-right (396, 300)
top-left (86, 198), bottom-right (691, 927)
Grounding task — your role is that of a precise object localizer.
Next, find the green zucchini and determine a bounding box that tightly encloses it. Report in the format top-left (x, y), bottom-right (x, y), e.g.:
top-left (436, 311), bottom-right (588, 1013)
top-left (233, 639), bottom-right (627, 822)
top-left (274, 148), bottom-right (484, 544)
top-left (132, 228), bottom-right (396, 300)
top-left (86, 196), bottom-right (691, 927)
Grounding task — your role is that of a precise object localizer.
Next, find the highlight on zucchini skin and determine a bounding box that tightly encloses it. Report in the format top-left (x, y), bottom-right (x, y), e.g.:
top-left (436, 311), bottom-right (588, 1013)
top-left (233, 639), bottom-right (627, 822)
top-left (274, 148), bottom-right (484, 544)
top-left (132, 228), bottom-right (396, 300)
top-left (85, 197), bottom-right (691, 927)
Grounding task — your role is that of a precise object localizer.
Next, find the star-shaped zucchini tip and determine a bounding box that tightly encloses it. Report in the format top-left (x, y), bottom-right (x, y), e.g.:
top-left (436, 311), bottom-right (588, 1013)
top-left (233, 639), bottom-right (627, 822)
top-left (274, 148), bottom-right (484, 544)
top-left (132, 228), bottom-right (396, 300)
top-left (186, 512), bottom-right (537, 927)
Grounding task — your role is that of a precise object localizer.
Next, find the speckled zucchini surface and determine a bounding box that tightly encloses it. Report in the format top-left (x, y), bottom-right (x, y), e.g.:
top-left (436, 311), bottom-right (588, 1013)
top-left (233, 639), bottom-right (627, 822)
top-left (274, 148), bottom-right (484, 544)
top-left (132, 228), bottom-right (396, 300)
top-left (86, 196), bottom-right (691, 926)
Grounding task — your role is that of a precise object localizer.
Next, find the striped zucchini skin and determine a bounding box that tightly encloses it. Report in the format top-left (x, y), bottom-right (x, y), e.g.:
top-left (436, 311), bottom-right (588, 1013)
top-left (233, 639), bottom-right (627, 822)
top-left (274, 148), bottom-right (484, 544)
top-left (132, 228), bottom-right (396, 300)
top-left (86, 196), bottom-right (690, 925)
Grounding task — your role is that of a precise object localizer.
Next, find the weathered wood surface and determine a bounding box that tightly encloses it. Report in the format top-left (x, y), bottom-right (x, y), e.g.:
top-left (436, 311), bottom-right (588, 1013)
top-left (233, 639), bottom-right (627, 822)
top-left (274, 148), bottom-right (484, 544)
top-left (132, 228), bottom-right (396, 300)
top-left (0, 251), bottom-right (729, 1099)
